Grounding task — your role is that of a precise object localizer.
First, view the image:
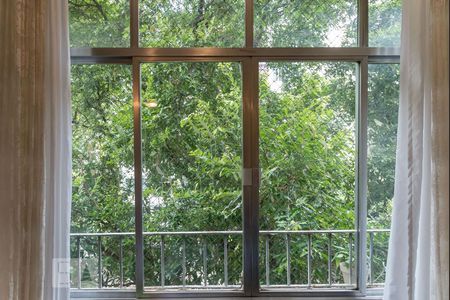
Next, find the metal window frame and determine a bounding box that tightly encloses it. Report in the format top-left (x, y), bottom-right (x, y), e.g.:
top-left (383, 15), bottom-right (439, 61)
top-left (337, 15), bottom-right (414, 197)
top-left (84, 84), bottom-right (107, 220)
top-left (69, 0), bottom-right (400, 298)
top-left (133, 56), bottom-right (248, 299)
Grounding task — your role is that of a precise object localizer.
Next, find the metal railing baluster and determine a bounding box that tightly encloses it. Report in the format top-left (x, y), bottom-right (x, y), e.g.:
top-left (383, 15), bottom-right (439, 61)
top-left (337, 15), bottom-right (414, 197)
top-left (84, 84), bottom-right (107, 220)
top-left (307, 233), bottom-right (312, 288)
top-left (265, 235), bottom-right (270, 286)
top-left (286, 234), bottom-right (291, 286)
top-left (98, 236), bottom-right (102, 289)
top-left (349, 233), bottom-right (353, 285)
top-left (161, 235), bottom-right (165, 287)
top-left (202, 237), bottom-right (207, 286)
top-left (182, 238), bottom-right (187, 288)
top-left (119, 236), bottom-right (124, 288)
top-left (327, 233), bottom-right (332, 287)
top-left (224, 236), bottom-right (228, 287)
top-left (77, 236), bottom-right (81, 289)
top-left (369, 231), bottom-right (374, 286)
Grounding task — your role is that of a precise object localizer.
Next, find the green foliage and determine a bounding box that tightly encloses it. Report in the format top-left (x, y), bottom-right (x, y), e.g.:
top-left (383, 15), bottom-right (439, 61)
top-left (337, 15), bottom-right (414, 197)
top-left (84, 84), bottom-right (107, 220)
top-left (140, 62), bottom-right (242, 232)
top-left (369, 0), bottom-right (402, 47)
top-left (367, 64), bottom-right (399, 229)
top-left (71, 64), bottom-right (134, 234)
top-left (69, 0), bottom-right (130, 47)
top-left (140, 0), bottom-right (245, 47)
top-left (259, 62), bottom-right (356, 231)
top-left (254, 0), bottom-right (357, 47)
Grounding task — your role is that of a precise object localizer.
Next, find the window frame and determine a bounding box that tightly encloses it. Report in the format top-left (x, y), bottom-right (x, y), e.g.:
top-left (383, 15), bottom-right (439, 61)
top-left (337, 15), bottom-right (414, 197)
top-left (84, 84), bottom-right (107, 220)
top-left (70, 0), bottom-right (400, 298)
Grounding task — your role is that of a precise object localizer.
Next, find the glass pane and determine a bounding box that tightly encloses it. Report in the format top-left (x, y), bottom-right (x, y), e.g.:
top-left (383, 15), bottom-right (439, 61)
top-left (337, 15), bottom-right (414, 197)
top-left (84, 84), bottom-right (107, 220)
top-left (141, 62), bottom-right (243, 290)
top-left (367, 64), bottom-right (399, 286)
top-left (259, 62), bottom-right (357, 289)
top-left (139, 0), bottom-right (245, 47)
top-left (69, 0), bottom-right (130, 47)
top-left (71, 65), bottom-right (135, 289)
top-left (254, 0), bottom-right (358, 47)
top-left (369, 0), bottom-right (402, 47)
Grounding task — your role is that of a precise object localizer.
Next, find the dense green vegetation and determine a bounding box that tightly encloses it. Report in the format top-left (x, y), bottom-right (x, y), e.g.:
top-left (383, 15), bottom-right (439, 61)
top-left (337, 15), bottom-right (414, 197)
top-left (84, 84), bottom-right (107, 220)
top-left (69, 0), bottom-right (400, 289)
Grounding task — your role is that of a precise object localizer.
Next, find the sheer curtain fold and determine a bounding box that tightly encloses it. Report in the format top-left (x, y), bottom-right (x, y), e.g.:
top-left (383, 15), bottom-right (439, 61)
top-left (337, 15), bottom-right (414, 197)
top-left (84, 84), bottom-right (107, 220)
top-left (43, 1), bottom-right (72, 300)
top-left (0, 1), bottom-right (71, 300)
top-left (383, 0), bottom-right (449, 299)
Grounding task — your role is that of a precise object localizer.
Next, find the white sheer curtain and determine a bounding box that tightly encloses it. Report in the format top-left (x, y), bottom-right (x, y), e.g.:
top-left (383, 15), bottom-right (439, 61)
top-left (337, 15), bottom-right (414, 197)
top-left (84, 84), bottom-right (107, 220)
top-left (0, 1), bottom-right (71, 300)
top-left (43, 1), bottom-right (72, 299)
top-left (383, 0), bottom-right (449, 300)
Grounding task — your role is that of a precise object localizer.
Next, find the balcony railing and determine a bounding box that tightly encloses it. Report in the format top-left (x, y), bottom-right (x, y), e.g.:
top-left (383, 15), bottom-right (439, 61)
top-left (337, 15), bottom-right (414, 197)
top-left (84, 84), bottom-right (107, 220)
top-left (70, 229), bottom-right (389, 290)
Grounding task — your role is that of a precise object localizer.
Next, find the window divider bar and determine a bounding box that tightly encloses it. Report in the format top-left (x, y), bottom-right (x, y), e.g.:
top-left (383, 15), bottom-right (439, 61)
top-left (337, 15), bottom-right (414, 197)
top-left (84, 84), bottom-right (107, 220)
top-left (70, 47), bottom-right (401, 59)
top-left (245, 0), bottom-right (254, 48)
top-left (356, 58), bottom-right (369, 294)
top-left (132, 58), bottom-right (144, 297)
top-left (130, 0), bottom-right (139, 48)
top-left (358, 0), bottom-right (369, 47)
top-left (242, 57), bottom-right (260, 296)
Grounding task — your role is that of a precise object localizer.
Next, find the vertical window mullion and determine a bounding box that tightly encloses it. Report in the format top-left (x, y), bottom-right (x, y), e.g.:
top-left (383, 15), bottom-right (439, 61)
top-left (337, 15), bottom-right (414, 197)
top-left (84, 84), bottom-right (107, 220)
top-left (245, 0), bottom-right (254, 48)
top-left (133, 58), bottom-right (144, 296)
top-left (356, 58), bottom-right (369, 294)
top-left (242, 57), bottom-right (260, 296)
top-left (130, 0), bottom-right (139, 48)
top-left (358, 0), bottom-right (369, 47)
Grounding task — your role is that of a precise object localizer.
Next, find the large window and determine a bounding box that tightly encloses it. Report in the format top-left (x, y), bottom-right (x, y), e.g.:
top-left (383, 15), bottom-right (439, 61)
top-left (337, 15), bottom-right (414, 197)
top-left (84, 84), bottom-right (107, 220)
top-left (69, 0), bottom-right (401, 298)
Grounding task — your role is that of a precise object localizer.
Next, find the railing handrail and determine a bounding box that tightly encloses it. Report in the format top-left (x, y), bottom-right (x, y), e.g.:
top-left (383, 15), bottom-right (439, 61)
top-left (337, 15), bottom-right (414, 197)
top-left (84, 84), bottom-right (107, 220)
top-left (70, 228), bottom-right (390, 237)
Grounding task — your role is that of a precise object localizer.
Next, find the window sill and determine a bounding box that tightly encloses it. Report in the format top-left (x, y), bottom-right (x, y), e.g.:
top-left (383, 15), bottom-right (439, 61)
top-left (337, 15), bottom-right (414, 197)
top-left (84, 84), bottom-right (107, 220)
top-left (71, 296), bottom-right (382, 300)
top-left (71, 289), bottom-right (384, 300)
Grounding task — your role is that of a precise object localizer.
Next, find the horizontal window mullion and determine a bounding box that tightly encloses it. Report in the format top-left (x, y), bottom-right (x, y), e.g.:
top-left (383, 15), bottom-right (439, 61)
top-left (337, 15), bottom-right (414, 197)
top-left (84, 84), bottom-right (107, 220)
top-left (70, 47), bottom-right (400, 59)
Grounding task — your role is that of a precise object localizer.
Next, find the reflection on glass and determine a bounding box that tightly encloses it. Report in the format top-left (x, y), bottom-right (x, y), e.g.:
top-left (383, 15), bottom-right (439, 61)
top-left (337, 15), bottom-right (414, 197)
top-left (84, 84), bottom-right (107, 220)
top-left (259, 62), bottom-right (357, 288)
top-left (369, 0), bottom-right (402, 47)
top-left (141, 62), bottom-right (243, 289)
top-left (139, 0), bottom-right (245, 47)
top-left (69, 0), bottom-right (130, 47)
top-left (254, 0), bottom-right (358, 47)
top-left (70, 64), bottom-right (134, 288)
